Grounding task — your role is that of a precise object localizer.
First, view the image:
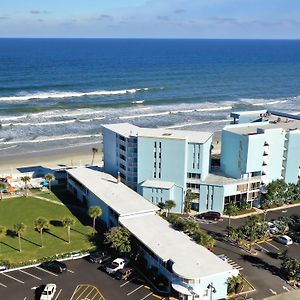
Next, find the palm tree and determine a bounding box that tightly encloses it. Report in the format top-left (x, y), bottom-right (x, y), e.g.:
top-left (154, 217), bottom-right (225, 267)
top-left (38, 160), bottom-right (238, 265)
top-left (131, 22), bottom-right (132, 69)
top-left (34, 217), bottom-right (49, 247)
top-left (62, 217), bottom-right (75, 243)
top-left (164, 200), bottom-right (176, 217)
top-left (14, 223), bottom-right (26, 252)
top-left (0, 225), bottom-right (6, 254)
top-left (104, 227), bottom-right (131, 254)
top-left (225, 203), bottom-right (238, 237)
top-left (88, 206), bottom-right (102, 234)
top-left (20, 176), bottom-right (31, 197)
top-left (44, 173), bottom-right (55, 192)
top-left (184, 189), bottom-right (198, 213)
top-left (0, 182), bottom-right (6, 201)
top-left (91, 147), bottom-right (98, 166)
top-left (245, 215), bottom-right (261, 251)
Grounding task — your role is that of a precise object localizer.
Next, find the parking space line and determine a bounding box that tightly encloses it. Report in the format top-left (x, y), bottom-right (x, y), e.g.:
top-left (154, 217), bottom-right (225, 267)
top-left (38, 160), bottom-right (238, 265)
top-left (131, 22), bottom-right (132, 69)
top-left (54, 288), bottom-right (62, 300)
top-left (35, 266), bottom-right (58, 277)
top-left (269, 289), bottom-right (277, 295)
top-left (140, 292), bottom-right (153, 300)
top-left (67, 269), bottom-right (75, 273)
top-left (84, 287), bottom-right (96, 299)
top-left (127, 284), bottom-right (144, 296)
top-left (75, 285), bottom-right (90, 300)
top-left (266, 241), bottom-right (280, 250)
top-left (0, 282), bottom-right (7, 288)
top-left (255, 243), bottom-right (269, 252)
top-left (283, 286), bottom-right (290, 292)
top-left (1, 272), bottom-right (24, 284)
top-left (69, 285), bottom-right (80, 300)
top-left (19, 269), bottom-right (42, 280)
top-left (120, 276), bottom-right (138, 287)
top-left (152, 294), bottom-right (163, 299)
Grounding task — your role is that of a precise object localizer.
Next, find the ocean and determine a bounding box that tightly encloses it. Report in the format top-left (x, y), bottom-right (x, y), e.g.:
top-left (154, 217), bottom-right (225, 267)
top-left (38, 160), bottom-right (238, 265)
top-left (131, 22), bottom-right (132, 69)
top-left (0, 38), bottom-right (300, 155)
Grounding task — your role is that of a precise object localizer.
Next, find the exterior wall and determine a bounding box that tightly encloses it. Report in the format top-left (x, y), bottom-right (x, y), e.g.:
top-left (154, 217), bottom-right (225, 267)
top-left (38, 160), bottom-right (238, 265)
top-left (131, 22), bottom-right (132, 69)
top-left (199, 272), bottom-right (230, 300)
top-left (137, 137), bottom-right (187, 212)
top-left (221, 130), bottom-right (248, 178)
top-left (198, 184), bottom-right (225, 213)
top-left (102, 127), bottom-right (118, 176)
top-left (284, 130), bottom-right (300, 183)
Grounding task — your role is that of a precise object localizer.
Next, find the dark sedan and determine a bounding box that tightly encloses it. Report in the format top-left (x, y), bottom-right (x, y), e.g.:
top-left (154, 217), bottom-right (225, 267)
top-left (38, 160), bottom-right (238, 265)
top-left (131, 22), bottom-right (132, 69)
top-left (40, 260), bottom-right (67, 273)
top-left (197, 211), bottom-right (221, 221)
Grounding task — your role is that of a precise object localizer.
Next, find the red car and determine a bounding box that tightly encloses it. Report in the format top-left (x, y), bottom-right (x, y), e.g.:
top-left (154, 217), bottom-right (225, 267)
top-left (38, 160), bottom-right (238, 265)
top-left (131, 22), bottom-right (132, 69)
top-left (198, 211), bottom-right (221, 221)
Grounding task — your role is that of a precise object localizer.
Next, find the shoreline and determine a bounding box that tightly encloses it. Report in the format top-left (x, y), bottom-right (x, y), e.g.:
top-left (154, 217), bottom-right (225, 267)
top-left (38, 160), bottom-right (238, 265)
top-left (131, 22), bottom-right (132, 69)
top-left (0, 143), bottom-right (103, 176)
top-left (0, 130), bottom-right (221, 177)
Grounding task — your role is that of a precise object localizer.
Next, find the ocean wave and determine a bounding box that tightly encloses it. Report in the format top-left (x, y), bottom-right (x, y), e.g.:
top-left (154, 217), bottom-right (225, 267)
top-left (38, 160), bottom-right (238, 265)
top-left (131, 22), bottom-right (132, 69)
top-left (119, 105), bottom-right (232, 120)
top-left (0, 88), bottom-right (149, 102)
top-left (239, 96), bottom-right (300, 107)
top-left (1, 117), bottom-right (106, 127)
top-left (0, 134), bottom-right (102, 145)
top-left (166, 119), bottom-right (229, 129)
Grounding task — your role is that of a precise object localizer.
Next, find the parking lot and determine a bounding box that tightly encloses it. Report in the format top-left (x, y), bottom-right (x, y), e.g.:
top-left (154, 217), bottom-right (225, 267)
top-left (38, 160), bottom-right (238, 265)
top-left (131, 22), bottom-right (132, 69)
top-left (197, 205), bottom-right (300, 299)
top-left (0, 258), bottom-right (165, 300)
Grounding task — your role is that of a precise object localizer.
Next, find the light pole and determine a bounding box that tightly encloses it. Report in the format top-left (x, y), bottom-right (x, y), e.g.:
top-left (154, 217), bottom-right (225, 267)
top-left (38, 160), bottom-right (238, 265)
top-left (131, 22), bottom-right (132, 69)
top-left (207, 282), bottom-right (216, 300)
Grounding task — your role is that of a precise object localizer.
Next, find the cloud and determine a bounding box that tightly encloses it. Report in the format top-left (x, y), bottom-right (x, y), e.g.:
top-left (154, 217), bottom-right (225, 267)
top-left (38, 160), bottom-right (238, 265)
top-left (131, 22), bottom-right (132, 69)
top-left (174, 9), bottom-right (185, 14)
top-left (30, 10), bottom-right (51, 15)
top-left (97, 14), bottom-right (114, 21)
top-left (0, 16), bottom-right (10, 20)
top-left (157, 15), bottom-right (169, 21)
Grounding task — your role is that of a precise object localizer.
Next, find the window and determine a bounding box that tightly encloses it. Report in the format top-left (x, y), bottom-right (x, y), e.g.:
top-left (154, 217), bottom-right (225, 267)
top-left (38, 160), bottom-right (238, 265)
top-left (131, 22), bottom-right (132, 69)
top-left (154, 142), bottom-right (157, 148)
top-left (154, 172), bottom-right (156, 178)
top-left (237, 183), bottom-right (248, 192)
top-left (154, 152), bottom-right (157, 158)
top-left (119, 145), bottom-right (126, 151)
top-left (159, 172), bottom-right (161, 178)
top-left (159, 142), bottom-right (161, 148)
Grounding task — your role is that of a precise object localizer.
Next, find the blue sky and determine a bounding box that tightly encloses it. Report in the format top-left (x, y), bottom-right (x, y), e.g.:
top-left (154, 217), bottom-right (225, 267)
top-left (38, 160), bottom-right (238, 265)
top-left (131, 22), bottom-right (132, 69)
top-left (0, 0), bottom-right (299, 38)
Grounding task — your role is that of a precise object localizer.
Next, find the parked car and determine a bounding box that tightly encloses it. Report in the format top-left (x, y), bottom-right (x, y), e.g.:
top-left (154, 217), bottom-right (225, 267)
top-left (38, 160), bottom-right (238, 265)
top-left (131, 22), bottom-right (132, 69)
top-left (197, 211), bottom-right (221, 221)
top-left (89, 251), bottom-right (111, 264)
top-left (115, 267), bottom-right (134, 280)
top-left (40, 261), bottom-right (67, 273)
top-left (266, 222), bottom-right (279, 234)
top-left (274, 235), bottom-right (293, 245)
top-left (0, 265), bottom-right (7, 272)
top-left (106, 258), bottom-right (128, 274)
top-left (40, 284), bottom-right (57, 300)
top-left (217, 254), bottom-right (228, 262)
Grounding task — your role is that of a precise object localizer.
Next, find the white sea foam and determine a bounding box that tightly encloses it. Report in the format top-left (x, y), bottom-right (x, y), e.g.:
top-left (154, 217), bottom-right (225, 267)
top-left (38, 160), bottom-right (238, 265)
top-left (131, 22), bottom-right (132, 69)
top-left (166, 119), bottom-right (229, 129)
top-left (0, 88), bottom-right (149, 102)
top-left (1, 116), bottom-right (106, 127)
top-left (119, 105), bottom-right (232, 120)
top-left (0, 145), bottom-right (17, 151)
top-left (0, 134), bottom-right (102, 145)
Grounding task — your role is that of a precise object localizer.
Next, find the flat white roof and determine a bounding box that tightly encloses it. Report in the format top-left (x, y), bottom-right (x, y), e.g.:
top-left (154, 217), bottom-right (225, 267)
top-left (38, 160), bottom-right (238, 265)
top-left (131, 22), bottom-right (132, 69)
top-left (102, 123), bottom-right (213, 144)
top-left (120, 214), bottom-right (233, 279)
top-left (67, 168), bottom-right (159, 217)
top-left (141, 179), bottom-right (175, 189)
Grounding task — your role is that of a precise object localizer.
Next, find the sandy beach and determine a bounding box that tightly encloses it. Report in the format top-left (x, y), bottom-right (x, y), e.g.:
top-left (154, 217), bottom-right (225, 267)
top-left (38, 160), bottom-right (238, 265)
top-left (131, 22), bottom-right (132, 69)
top-left (0, 143), bottom-right (103, 176)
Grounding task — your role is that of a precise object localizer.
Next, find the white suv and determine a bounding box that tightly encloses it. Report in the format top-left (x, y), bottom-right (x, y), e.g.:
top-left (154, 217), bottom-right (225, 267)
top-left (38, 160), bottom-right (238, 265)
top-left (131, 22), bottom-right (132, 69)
top-left (40, 284), bottom-right (57, 300)
top-left (106, 258), bottom-right (127, 274)
top-left (275, 235), bottom-right (293, 245)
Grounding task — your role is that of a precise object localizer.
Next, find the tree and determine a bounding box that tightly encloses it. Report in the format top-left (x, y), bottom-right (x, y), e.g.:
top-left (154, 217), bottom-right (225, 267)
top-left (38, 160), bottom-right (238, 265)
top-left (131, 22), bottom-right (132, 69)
top-left (14, 223), bottom-right (26, 252)
top-left (91, 147), bottom-right (98, 166)
top-left (164, 200), bottom-right (176, 217)
top-left (62, 217), bottom-right (75, 243)
top-left (105, 227), bottom-right (131, 254)
top-left (183, 220), bottom-right (199, 235)
top-left (227, 275), bottom-right (243, 294)
top-left (231, 228), bottom-right (244, 246)
top-left (0, 225), bottom-right (6, 254)
top-left (225, 203), bottom-right (238, 237)
top-left (44, 173), bottom-right (55, 192)
top-left (34, 217), bottom-right (49, 247)
top-left (88, 206), bottom-right (102, 234)
top-left (20, 176), bottom-right (31, 197)
top-left (281, 257), bottom-right (300, 281)
top-left (244, 215), bottom-right (261, 251)
top-left (184, 189), bottom-right (198, 213)
top-left (0, 182), bottom-right (6, 201)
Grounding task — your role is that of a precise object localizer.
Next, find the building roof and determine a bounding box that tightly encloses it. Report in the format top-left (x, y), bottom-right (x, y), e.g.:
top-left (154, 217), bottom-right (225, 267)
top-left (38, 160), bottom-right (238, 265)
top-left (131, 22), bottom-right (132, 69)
top-left (141, 179), bottom-right (175, 189)
top-left (201, 169), bottom-right (261, 186)
top-left (102, 123), bottom-right (213, 144)
top-left (67, 167), bottom-right (159, 217)
top-left (120, 214), bottom-right (233, 279)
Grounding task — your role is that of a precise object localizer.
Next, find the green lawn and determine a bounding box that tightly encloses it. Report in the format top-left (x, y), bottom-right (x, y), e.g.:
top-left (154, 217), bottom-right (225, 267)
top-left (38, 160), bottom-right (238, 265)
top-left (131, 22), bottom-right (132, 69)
top-left (0, 196), bottom-right (94, 266)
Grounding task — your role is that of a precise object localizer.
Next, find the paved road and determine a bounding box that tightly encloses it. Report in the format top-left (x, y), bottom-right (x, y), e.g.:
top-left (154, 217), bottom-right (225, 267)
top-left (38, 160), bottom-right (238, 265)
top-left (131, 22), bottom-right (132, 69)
top-left (0, 258), bottom-right (164, 300)
top-left (197, 206), bottom-right (300, 300)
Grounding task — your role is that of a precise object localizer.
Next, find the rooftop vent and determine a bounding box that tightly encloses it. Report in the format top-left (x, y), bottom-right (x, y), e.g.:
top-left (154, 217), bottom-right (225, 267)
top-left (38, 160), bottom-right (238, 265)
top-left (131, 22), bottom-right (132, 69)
top-left (162, 133), bottom-right (172, 136)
